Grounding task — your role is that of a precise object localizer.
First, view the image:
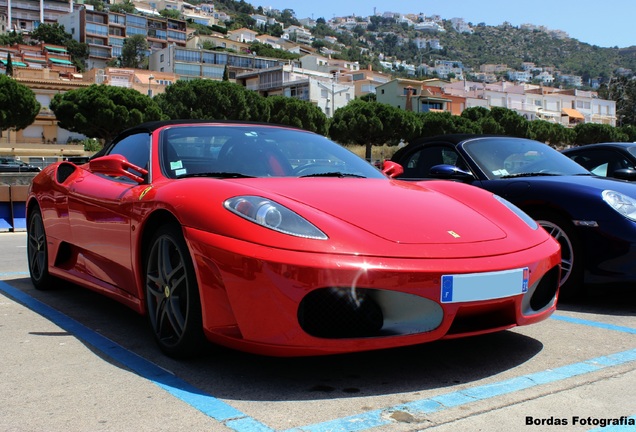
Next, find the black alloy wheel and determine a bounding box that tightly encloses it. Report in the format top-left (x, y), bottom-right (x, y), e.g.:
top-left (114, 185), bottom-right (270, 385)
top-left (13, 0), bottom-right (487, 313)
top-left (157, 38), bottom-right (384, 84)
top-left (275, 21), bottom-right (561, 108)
top-left (144, 225), bottom-right (204, 358)
top-left (27, 207), bottom-right (55, 290)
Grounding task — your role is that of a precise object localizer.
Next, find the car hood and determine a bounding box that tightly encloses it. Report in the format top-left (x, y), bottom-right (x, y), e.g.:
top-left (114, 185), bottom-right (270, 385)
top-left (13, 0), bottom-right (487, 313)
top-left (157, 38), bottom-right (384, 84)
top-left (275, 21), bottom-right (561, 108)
top-left (482, 174), bottom-right (636, 200)
top-left (239, 178), bottom-right (507, 244)
top-left (164, 177), bottom-right (554, 258)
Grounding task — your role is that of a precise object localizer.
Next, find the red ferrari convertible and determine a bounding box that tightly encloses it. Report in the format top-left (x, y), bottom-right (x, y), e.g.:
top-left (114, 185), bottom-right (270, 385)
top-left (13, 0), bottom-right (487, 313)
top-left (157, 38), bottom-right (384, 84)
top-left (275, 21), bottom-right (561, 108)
top-left (27, 121), bottom-right (561, 357)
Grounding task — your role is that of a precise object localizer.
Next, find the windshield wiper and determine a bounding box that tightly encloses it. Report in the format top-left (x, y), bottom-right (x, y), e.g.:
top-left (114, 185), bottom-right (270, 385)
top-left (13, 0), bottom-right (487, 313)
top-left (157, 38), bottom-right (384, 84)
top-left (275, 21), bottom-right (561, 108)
top-left (177, 172), bottom-right (255, 179)
top-left (500, 172), bottom-right (561, 179)
top-left (300, 172), bottom-right (366, 178)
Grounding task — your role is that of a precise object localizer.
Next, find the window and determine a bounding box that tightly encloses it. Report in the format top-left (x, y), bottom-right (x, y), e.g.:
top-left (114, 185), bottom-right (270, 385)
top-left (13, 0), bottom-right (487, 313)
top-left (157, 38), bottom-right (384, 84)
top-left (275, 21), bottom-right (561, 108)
top-left (402, 146), bottom-right (465, 178)
top-left (107, 133), bottom-right (151, 182)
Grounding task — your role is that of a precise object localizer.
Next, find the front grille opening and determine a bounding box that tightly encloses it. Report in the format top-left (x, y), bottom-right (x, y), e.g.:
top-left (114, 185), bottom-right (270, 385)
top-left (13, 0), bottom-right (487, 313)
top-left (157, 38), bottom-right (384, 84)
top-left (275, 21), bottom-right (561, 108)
top-left (447, 301), bottom-right (517, 336)
top-left (530, 265), bottom-right (560, 311)
top-left (298, 287), bottom-right (443, 339)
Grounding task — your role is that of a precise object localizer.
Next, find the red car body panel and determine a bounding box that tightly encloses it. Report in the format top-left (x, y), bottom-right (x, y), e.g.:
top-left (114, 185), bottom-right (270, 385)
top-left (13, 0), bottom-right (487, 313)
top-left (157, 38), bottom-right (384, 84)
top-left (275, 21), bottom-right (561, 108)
top-left (27, 122), bottom-right (561, 356)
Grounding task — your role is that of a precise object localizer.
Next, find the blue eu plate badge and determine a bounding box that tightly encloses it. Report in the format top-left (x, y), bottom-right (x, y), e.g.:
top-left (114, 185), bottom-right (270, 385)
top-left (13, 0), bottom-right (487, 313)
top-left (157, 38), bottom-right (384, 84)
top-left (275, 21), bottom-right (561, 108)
top-left (441, 268), bottom-right (529, 303)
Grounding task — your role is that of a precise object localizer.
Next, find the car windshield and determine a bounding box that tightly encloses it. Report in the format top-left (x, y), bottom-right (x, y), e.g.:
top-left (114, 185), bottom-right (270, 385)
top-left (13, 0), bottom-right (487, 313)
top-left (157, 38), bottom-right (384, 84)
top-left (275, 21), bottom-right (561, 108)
top-left (160, 125), bottom-right (386, 179)
top-left (0, 158), bottom-right (26, 166)
top-left (462, 137), bottom-right (591, 180)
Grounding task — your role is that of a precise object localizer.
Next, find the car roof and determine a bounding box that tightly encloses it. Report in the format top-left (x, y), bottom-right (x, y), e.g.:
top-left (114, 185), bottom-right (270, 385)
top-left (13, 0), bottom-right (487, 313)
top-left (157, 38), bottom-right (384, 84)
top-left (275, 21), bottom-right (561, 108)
top-left (392, 134), bottom-right (508, 161)
top-left (119, 119), bottom-right (297, 137)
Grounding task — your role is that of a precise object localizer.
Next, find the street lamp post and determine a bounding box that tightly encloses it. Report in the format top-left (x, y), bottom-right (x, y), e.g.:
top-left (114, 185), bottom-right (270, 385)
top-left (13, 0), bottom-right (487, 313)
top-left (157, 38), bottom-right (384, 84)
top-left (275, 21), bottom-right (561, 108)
top-left (148, 74), bottom-right (154, 97)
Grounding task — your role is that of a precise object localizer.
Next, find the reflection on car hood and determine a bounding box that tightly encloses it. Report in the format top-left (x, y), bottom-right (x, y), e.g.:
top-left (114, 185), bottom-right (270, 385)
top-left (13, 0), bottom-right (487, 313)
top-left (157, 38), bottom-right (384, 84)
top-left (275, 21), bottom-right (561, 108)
top-left (244, 178), bottom-right (507, 244)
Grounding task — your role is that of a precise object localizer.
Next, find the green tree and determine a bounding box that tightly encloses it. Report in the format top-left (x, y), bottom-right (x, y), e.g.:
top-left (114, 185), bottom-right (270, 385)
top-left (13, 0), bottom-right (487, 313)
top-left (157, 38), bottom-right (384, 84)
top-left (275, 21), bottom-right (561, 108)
top-left (27, 23), bottom-right (89, 71)
top-left (121, 34), bottom-right (149, 69)
top-left (418, 111), bottom-right (461, 137)
top-left (30, 23), bottom-right (68, 46)
top-left (461, 106), bottom-right (491, 122)
top-left (599, 76), bottom-right (636, 126)
top-left (109, 0), bottom-right (136, 13)
top-left (5, 52), bottom-right (13, 77)
top-left (0, 75), bottom-right (41, 132)
top-left (160, 9), bottom-right (181, 19)
top-left (83, 0), bottom-right (104, 11)
top-left (489, 107), bottom-right (530, 138)
top-left (573, 122), bottom-right (628, 145)
top-left (50, 85), bottom-right (163, 142)
top-left (154, 79), bottom-right (267, 121)
top-left (65, 39), bottom-right (90, 72)
top-left (0, 31), bottom-right (24, 46)
top-left (528, 120), bottom-right (572, 146)
top-left (267, 96), bottom-right (328, 135)
top-left (619, 124), bottom-right (636, 142)
top-left (329, 100), bottom-right (418, 159)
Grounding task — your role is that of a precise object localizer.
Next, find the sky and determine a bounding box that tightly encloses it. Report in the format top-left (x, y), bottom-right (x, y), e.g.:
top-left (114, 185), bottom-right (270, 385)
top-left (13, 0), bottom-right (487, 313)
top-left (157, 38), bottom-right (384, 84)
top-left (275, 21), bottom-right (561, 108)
top-left (256, 0), bottom-right (636, 48)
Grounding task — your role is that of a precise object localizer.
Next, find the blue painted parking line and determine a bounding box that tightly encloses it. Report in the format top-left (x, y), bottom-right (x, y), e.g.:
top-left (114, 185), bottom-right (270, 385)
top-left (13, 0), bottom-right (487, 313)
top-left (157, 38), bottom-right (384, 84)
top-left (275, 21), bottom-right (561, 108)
top-left (0, 271), bottom-right (30, 277)
top-left (553, 314), bottom-right (636, 335)
top-left (284, 349), bottom-right (636, 432)
top-left (2, 279), bottom-right (636, 432)
top-left (0, 281), bottom-right (274, 432)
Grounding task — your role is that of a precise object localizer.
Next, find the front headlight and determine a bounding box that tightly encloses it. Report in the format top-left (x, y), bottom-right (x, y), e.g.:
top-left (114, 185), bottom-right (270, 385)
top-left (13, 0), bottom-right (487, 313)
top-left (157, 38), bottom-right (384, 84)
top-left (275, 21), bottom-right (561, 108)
top-left (224, 196), bottom-right (328, 240)
top-left (602, 190), bottom-right (636, 221)
top-left (493, 194), bottom-right (538, 229)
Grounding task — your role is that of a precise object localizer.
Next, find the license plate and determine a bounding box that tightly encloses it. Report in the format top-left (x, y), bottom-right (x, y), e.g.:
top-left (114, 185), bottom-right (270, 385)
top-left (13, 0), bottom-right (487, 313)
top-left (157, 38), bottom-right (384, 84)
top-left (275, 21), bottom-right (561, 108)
top-left (441, 268), bottom-right (529, 303)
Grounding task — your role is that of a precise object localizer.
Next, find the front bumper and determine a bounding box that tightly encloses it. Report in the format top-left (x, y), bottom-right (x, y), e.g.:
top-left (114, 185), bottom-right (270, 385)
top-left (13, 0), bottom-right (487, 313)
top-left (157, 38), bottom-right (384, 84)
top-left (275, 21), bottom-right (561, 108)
top-left (185, 227), bottom-right (561, 356)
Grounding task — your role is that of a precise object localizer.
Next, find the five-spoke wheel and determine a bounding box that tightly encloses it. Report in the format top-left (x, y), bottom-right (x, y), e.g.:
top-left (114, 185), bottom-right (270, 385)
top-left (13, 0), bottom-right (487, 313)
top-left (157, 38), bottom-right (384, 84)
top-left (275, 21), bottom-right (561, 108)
top-left (145, 225), bottom-right (203, 358)
top-left (27, 207), bottom-right (54, 290)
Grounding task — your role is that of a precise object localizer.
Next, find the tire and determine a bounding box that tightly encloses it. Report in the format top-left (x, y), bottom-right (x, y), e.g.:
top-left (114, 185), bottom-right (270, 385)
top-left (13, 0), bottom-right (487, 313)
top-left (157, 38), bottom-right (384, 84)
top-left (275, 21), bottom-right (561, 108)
top-left (528, 210), bottom-right (583, 301)
top-left (27, 207), bottom-right (56, 290)
top-left (144, 225), bottom-right (204, 358)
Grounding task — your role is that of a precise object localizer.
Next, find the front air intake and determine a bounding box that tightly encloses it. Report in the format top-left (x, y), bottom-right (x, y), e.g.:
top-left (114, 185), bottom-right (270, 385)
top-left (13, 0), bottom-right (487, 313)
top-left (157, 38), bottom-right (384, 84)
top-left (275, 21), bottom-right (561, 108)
top-left (298, 288), bottom-right (383, 338)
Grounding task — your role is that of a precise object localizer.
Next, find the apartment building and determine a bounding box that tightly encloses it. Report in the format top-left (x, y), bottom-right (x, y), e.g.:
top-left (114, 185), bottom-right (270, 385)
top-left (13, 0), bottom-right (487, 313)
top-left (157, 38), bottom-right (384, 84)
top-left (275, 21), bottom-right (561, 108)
top-left (442, 80), bottom-right (616, 126)
top-left (235, 64), bottom-right (355, 117)
top-left (57, 6), bottom-right (187, 70)
top-left (376, 78), bottom-right (465, 114)
top-left (0, 0), bottom-right (72, 33)
top-left (149, 45), bottom-right (282, 80)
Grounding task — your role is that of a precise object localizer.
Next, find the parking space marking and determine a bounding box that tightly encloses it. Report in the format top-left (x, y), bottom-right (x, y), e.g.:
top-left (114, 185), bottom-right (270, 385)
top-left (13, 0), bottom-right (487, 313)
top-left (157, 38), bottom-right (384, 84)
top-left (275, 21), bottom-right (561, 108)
top-left (284, 349), bottom-right (636, 432)
top-left (0, 281), bottom-right (275, 432)
top-left (2, 279), bottom-right (635, 432)
top-left (553, 314), bottom-right (636, 334)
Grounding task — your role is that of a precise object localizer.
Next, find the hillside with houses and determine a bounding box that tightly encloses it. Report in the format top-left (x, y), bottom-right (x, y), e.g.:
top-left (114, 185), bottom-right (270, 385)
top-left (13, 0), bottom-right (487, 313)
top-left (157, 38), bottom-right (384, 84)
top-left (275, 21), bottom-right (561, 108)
top-left (1, 0), bottom-right (635, 151)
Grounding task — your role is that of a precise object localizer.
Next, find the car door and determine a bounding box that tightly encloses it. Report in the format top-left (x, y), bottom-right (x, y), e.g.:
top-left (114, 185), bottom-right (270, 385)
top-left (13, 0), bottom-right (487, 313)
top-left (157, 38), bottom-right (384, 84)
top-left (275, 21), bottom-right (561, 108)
top-left (567, 148), bottom-right (634, 178)
top-left (67, 132), bottom-right (150, 295)
top-left (399, 144), bottom-right (469, 179)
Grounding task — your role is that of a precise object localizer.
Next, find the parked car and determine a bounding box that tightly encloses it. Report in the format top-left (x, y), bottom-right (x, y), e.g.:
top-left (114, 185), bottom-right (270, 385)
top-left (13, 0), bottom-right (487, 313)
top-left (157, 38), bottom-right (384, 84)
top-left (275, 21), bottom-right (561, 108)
top-left (562, 142), bottom-right (636, 181)
top-left (391, 134), bottom-right (636, 298)
top-left (27, 121), bottom-right (560, 358)
top-left (0, 157), bottom-right (41, 172)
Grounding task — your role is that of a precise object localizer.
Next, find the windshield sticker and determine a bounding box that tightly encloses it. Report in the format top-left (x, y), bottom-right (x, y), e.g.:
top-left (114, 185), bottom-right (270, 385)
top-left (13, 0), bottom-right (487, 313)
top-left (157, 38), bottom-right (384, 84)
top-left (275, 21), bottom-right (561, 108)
top-left (492, 169), bottom-right (509, 176)
top-left (175, 168), bottom-right (187, 176)
top-left (170, 160), bottom-right (183, 170)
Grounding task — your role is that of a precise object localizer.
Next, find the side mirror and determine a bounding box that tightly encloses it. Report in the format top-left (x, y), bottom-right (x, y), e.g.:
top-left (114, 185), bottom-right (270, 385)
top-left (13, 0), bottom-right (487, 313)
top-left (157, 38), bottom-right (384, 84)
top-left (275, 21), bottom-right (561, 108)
top-left (382, 160), bottom-right (404, 178)
top-left (429, 164), bottom-right (475, 181)
top-left (612, 168), bottom-right (636, 181)
top-left (89, 154), bottom-right (148, 184)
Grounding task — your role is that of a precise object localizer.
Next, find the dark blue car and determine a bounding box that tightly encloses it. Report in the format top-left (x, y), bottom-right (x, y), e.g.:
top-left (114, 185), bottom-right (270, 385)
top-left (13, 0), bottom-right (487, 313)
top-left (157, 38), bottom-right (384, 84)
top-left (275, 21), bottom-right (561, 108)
top-left (391, 135), bottom-right (636, 299)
